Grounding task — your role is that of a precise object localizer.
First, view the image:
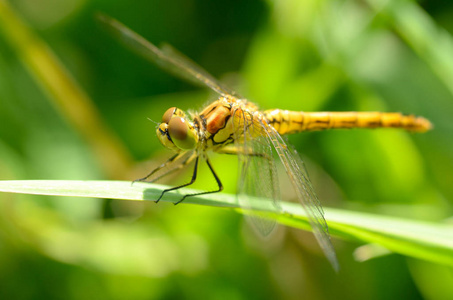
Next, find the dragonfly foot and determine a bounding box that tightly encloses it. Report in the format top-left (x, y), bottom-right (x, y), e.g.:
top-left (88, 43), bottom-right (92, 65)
top-left (173, 196), bottom-right (187, 205)
top-left (155, 192), bottom-right (165, 203)
top-left (131, 177), bottom-right (150, 186)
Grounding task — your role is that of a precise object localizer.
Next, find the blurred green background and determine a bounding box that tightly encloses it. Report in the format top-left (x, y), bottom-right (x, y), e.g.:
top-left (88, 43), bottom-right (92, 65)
top-left (0, 0), bottom-right (452, 299)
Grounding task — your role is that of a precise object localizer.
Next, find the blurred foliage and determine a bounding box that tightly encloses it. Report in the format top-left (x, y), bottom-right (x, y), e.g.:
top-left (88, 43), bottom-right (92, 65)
top-left (0, 0), bottom-right (452, 299)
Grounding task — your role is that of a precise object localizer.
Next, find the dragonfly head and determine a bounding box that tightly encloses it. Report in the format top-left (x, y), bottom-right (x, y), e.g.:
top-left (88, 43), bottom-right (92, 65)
top-left (157, 107), bottom-right (198, 151)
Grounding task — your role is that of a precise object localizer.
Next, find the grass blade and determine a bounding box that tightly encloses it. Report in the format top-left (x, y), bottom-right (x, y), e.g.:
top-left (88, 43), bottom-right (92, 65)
top-left (0, 180), bottom-right (451, 267)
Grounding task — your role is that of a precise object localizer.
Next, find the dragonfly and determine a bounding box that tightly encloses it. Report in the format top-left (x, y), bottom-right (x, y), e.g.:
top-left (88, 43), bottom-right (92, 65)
top-left (98, 14), bottom-right (432, 271)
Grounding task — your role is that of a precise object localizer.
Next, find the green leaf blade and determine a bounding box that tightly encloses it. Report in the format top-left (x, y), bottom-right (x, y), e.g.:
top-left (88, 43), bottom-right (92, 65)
top-left (0, 179), bottom-right (451, 268)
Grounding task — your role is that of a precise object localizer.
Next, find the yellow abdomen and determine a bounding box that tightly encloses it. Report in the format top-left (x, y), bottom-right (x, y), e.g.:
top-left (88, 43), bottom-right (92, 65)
top-left (263, 110), bottom-right (432, 135)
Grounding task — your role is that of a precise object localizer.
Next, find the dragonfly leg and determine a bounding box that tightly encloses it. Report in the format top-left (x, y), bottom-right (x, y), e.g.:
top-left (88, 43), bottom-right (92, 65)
top-left (155, 156), bottom-right (200, 203)
top-left (133, 153), bottom-right (180, 184)
top-left (133, 152), bottom-right (196, 184)
top-left (145, 152), bottom-right (196, 183)
top-left (174, 156), bottom-right (223, 205)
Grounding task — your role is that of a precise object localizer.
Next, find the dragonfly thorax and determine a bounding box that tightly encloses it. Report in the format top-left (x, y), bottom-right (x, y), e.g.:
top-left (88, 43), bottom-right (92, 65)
top-left (157, 107), bottom-right (198, 151)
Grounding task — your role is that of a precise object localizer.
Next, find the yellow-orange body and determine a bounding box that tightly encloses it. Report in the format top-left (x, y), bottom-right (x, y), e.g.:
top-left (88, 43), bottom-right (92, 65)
top-left (263, 110), bottom-right (432, 134)
top-left (193, 96), bottom-right (263, 151)
top-left (189, 96), bottom-right (432, 154)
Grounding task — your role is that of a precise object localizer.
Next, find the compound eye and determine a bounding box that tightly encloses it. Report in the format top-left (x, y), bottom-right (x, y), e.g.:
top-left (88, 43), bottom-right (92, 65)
top-left (168, 117), bottom-right (188, 141)
top-left (162, 107), bottom-right (176, 124)
top-left (168, 117), bottom-right (196, 150)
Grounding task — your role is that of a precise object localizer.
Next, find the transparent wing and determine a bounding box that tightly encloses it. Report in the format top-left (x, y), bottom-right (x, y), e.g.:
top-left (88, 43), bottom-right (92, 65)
top-left (97, 14), bottom-right (239, 97)
top-left (264, 122), bottom-right (339, 271)
top-left (232, 106), bottom-right (282, 236)
top-left (159, 43), bottom-right (241, 97)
